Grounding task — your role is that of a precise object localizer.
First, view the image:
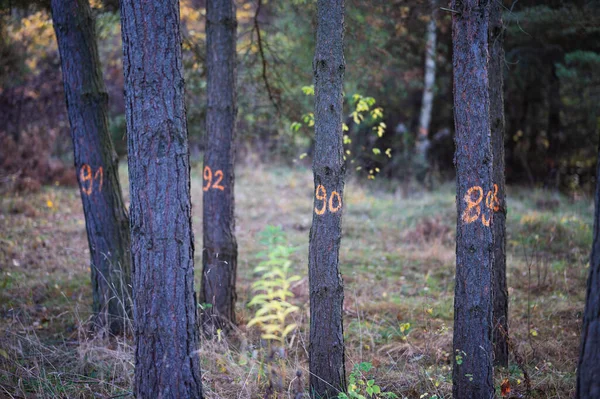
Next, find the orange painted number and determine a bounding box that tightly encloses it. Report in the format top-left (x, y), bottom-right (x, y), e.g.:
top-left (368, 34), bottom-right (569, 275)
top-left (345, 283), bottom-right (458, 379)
top-left (315, 185), bottom-right (327, 215)
top-left (213, 170), bottom-right (225, 191)
top-left (462, 184), bottom-right (501, 226)
top-left (329, 191), bottom-right (342, 213)
top-left (462, 186), bottom-right (483, 224)
top-left (314, 185), bottom-right (342, 215)
top-left (79, 164), bottom-right (103, 196)
top-left (203, 166), bottom-right (225, 191)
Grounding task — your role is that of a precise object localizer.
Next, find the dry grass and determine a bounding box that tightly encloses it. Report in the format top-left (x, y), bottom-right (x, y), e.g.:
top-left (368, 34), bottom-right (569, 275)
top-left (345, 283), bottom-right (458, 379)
top-left (0, 160), bottom-right (593, 398)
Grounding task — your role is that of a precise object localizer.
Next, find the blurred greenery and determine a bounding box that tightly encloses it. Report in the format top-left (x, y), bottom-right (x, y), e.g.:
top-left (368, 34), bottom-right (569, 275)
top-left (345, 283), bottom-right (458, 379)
top-left (0, 0), bottom-right (599, 192)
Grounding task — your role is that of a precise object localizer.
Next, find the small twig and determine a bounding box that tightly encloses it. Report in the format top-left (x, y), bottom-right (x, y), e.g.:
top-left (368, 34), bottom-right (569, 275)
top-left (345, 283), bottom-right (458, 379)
top-left (106, 392), bottom-right (133, 399)
top-left (439, 6), bottom-right (460, 14)
top-left (253, 0), bottom-right (280, 115)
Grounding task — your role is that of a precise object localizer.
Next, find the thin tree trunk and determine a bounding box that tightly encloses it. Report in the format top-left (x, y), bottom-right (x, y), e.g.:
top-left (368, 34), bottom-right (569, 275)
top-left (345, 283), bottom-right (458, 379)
top-left (200, 0), bottom-right (238, 334)
top-left (416, 0), bottom-right (437, 170)
top-left (546, 64), bottom-right (562, 188)
top-left (451, 0), bottom-right (495, 397)
top-left (308, 0), bottom-right (346, 397)
top-left (576, 141), bottom-right (600, 398)
top-left (51, 0), bottom-right (131, 335)
top-left (120, 0), bottom-right (203, 397)
top-left (489, 0), bottom-right (509, 368)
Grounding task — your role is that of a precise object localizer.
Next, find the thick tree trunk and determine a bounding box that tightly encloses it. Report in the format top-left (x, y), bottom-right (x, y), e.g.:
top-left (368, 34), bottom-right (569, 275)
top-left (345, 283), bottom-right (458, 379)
top-left (51, 0), bottom-right (131, 335)
top-left (489, 0), bottom-right (508, 368)
top-left (200, 0), bottom-right (238, 334)
top-left (120, 0), bottom-right (203, 397)
top-left (308, 0), bottom-right (346, 397)
top-left (576, 143), bottom-right (600, 399)
top-left (416, 0), bottom-right (437, 170)
top-left (451, 0), bottom-right (495, 397)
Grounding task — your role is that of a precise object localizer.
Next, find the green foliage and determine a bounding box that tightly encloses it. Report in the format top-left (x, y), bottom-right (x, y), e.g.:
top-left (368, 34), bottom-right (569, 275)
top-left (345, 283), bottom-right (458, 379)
top-left (339, 362), bottom-right (398, 399)
top-left (291, 86), bottom-right (392, 179)
top-left (247, 226), bottom-right (301, 345)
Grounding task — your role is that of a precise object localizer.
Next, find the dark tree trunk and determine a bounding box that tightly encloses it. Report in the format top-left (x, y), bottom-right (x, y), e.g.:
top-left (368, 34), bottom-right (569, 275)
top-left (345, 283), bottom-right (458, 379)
top-left (200, 0), bottom-right (238, 334)
top-left (576, 142), bottom-right (600, 399)
top-left (451, 0), bottom-right (495, 397)
top-left (489, 0), bottom-right (508, 368)
top-left (120, 0), bottom-right (203, 397)
top-left (51, 0), bottom-right (131, 335)
top-left (308, 0), bottom-right (346, 397)
top-left (546, 64), bottom-right (562, 188)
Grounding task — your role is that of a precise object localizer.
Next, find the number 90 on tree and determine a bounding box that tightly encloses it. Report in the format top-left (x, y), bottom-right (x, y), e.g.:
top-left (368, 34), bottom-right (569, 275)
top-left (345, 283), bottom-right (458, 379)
top-left (314, 184), bottom-right (342, 215)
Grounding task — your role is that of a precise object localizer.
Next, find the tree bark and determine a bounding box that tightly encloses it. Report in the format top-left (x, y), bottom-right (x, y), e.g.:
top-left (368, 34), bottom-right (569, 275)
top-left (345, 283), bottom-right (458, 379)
top-left (51, 0), bottom-right (131, 335)
top-left (451, 0), bottom-right (495, 397)
top-left (416, 0), bottom-right (437, 172)
top-left (120, 0), bottom-right (203, 397)
top-left (200, 0), bottom-right (238, 334)
top-left (576, 142), bottom-right (600, 399)
top-left (308, 0), bottom-right (346, 397)
top-left (489, 0), bottom-right (508, 368)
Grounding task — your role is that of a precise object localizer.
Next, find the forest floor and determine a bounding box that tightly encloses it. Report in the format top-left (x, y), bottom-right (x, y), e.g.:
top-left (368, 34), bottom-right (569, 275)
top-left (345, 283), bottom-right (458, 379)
top-left (0, 161), bottom-right (593, 398)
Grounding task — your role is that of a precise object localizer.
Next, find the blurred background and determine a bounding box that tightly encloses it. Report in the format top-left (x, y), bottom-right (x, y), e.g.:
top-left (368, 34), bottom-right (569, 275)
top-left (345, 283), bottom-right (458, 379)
top-left (1, 0), bottom-right (598, 194)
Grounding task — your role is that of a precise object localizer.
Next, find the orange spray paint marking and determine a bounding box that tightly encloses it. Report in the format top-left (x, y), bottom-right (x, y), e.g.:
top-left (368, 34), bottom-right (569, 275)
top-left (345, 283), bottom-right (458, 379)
top-left (329, 191), bottom-right (342, 213)
top-left (314, 185), bottom-right (343, 215)
top-left (462, 186), bottom-right (483, 224)
top-left (203, 166), bottom-right (226, 191)
top-left (462, 183), bottom-right (502, 226)
top-left (213, 170), bottom-right (225, 191)
top-left (80, 164), bottom-right (93, 196)
top-left (315, 184), bottom-right (327, 215)
top-left (79, 164), bottom-right (103, 196)
top-left (203, 166), bottom-right (212, 191)
top-left (94, 166), bottom-right (103, 193)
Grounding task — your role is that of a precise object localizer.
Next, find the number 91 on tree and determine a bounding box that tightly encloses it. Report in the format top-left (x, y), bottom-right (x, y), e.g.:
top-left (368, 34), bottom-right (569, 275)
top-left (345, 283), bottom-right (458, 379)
top-left (314, 184), bottom-right (342, 215)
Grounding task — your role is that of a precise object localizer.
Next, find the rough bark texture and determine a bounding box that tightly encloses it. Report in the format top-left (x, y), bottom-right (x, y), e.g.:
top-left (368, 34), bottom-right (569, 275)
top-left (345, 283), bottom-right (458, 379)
top-left (200, 0), bottom-right (238, 334)
top-left (308, 0), bottom-right (346, 397)
top-left (489, 0), bottom-right (508, 368)
top-left (451, 0), bottom-right (495, 397)
top-left (576, 143), bottom-right (600, 399)
top-left (416, 0), bottom-right (437, 161)
top-left (51, 0), bottom-right (131, 334)
top-left (120, 0), bottom-right (203, 397)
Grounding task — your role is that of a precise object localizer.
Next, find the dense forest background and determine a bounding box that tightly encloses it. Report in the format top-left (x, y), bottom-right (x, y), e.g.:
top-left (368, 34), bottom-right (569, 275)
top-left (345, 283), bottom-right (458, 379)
top-left (1, 0), bottom-right (599, 193)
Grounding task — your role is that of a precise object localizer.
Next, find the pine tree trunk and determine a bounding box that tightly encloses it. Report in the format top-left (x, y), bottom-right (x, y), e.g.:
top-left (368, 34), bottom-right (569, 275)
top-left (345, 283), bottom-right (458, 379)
top-left (51, 0), bottom-right (131, 335)
top-left (308, 0), bottom-right (346, 397)
top-left (416, 0), bottom-right (437, 172)
top-left (120, 0), bottom-right (203, 397)
top-left (576, 142), bottom-right (600, 398)
top-left (451, 0), bottom-right (495, 397)
top-left (200, 0), bottom-right (238, 334)
top-left (489, 0), bottom-right (509, 368)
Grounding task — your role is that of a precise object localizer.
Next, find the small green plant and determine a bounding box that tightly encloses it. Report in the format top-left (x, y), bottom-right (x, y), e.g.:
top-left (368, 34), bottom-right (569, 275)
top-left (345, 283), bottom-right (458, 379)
top-left (339, 362), bottom-right (398, 399)
top-left (292, 86), bottom-right (391, 179)
top-left (247, 226), bottom-right (301, 346)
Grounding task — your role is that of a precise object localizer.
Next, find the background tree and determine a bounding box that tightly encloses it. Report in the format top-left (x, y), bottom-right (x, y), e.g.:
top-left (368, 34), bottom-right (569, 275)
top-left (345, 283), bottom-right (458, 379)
top-left (120, 0), bottom-right (203, 396)
top-left (576, 142), bottom-right (600, 398)
top-left (415, 0), bottom-right (437, 184)
top-left (50, 0), bottom-right (131, 334)
top-left (200, 0), bottom-right (238, 333)
top-left (489, 0), bottom-right (509, 368)
top-left (308, 0), bottom-right (346, 397)
top-left (451, 0), bottom-right (495, 397)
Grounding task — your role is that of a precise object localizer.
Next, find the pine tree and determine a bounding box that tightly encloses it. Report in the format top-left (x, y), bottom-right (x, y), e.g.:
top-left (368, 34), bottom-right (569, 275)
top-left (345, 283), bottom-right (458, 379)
top-left (120, 0), bottom-right (203, 396)
top-left (451, 0), bottom-right (495, 396)
top-left (308, 0), bottom-right (347, 397)
top-left (51, 0), bottom-right (131, 334)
